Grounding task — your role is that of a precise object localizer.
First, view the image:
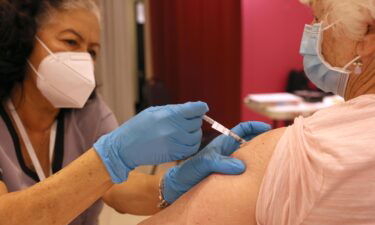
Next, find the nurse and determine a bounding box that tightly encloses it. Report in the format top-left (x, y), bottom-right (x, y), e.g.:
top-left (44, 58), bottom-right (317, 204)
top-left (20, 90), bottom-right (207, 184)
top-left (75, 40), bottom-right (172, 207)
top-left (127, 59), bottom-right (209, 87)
top-left (0, 0), bottom-right (270, 224)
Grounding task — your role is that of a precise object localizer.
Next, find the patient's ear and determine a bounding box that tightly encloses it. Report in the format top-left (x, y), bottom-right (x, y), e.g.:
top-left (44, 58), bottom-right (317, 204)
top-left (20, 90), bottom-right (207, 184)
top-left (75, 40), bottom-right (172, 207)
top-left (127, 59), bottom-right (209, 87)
top-left (357, 26), bottom-right (375, 58)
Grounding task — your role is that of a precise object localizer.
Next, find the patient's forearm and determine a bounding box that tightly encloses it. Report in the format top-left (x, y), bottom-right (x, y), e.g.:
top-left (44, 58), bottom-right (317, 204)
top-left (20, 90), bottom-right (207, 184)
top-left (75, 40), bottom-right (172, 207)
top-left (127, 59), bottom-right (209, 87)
top-left (139, 128), bottom-right (285, 225)
top-left (103, 171), bottom-right (163, 215)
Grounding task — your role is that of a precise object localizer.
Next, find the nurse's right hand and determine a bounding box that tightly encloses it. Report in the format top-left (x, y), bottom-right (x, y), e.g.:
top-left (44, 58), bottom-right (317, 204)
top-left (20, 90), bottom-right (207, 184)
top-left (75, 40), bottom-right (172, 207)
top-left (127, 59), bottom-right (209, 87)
top-left (94, 102), bottom-right (209, 184)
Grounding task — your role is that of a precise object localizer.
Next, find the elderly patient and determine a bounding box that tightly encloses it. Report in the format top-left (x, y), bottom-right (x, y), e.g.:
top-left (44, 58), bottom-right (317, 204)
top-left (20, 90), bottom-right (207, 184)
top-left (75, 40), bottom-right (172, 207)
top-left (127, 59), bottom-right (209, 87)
top-left (140, 0), bottom-right (375, 224)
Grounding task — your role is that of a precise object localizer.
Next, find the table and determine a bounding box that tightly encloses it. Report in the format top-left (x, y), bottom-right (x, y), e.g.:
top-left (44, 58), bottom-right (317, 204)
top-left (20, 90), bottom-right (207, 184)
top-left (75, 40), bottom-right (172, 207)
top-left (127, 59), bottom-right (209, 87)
top-left (244, 93), bottom-right (344, 127)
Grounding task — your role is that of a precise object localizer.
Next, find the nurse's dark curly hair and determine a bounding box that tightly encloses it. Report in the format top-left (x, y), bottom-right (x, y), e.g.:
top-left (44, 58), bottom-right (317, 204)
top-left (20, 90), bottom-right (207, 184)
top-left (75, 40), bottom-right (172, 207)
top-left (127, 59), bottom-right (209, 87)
top-left (0, 0), bottom-right (99, 102)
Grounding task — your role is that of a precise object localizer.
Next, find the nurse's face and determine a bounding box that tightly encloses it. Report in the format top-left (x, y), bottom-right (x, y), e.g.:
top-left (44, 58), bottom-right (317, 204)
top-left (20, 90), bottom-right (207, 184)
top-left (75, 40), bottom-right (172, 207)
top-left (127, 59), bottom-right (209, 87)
top-left (28, 8), bottom-right (101, 75)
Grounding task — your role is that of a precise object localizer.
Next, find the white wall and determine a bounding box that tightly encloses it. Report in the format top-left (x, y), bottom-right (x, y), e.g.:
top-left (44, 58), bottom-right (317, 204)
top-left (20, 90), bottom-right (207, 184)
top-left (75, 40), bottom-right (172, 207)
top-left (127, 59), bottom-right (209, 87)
top-left (96, 0), bottom-right (138, 123)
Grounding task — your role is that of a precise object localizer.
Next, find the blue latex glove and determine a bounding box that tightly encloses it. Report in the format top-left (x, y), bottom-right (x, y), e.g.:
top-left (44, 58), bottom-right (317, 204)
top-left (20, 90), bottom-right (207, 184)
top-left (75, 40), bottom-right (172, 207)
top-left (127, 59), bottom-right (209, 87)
top-left (162, 121), bottom-right (271, 204)
top-left (94, 102), bottom-right (209, 184)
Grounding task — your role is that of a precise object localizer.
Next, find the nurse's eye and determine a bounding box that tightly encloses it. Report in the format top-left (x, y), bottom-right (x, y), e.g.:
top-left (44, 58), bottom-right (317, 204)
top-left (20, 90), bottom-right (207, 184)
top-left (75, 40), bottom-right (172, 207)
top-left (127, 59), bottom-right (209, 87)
top-left (64, 39), bottom-right (79, 47)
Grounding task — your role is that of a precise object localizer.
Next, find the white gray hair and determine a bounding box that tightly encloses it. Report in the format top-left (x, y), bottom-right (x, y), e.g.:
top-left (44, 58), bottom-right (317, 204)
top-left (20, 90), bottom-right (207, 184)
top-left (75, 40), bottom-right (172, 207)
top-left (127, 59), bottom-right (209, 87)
top-left (37, 0), bottom-right (101, 26)
top-left (300, 0), bottom-right (375, 40)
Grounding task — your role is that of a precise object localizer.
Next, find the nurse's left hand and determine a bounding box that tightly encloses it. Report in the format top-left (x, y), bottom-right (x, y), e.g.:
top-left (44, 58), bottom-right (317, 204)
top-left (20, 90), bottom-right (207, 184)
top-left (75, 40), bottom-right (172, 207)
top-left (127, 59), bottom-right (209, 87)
top-left (162, 121), bottom-right (271, 204)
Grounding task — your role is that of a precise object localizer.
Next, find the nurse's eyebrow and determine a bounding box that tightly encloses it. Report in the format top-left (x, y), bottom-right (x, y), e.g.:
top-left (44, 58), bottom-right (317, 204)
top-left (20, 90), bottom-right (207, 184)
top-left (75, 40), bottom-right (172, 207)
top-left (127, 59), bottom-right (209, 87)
top-left (61, 29), bottom-right (84, 41)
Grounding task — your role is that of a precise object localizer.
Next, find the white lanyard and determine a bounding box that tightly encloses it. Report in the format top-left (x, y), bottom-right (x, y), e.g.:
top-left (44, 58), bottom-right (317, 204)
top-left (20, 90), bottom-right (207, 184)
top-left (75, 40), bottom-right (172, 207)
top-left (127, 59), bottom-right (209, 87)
top-left (7, 100), bottom-right (57, 181)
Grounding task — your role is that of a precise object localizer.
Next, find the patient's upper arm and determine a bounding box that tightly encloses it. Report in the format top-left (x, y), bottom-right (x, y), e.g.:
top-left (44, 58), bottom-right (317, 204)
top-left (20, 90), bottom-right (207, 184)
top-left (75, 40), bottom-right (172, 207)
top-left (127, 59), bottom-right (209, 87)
top-left (140, 128), bottom-right (286, 225)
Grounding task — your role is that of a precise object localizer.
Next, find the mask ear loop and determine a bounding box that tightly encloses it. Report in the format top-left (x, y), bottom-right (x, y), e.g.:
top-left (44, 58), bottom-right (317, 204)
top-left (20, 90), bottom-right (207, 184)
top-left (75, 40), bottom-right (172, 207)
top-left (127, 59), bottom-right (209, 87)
top-left (322, 22), bottom-right (336, 31)
top-left (316, 22), bottom-right (340, 71)
top-left (321, 12), bottom-right (338, 31)
top-left (321, 20), bottom-right (361, 75)
top-left (27, 60), bottom-right (46, 81)
top-left (35, 36), bottom-right (57, 57)
top-left (26, 36), bottom-right (58, 81)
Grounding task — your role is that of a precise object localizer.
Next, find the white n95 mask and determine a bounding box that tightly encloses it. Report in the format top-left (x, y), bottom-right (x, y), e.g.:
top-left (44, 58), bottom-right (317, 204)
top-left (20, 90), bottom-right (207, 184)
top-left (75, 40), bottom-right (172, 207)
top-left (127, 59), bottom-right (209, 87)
top-left (299, 22), bottom-right (360, 97)
top-left (28, 37), bottom-right (96, 108)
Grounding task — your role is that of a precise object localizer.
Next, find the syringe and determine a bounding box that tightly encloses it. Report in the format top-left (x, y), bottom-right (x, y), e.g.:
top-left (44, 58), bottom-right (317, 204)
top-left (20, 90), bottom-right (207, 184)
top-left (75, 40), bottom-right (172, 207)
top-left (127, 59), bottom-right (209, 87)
top-left (203, 115), bottom-right (247, 145)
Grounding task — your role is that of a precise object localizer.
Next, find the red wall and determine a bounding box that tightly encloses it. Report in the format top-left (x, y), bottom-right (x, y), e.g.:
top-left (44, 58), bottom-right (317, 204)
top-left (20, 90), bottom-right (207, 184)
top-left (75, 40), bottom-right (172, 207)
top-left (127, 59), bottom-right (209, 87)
top-left (150, 0), bottom-right (242, 129)
top-left (241, 0), bottom-right (313, 122)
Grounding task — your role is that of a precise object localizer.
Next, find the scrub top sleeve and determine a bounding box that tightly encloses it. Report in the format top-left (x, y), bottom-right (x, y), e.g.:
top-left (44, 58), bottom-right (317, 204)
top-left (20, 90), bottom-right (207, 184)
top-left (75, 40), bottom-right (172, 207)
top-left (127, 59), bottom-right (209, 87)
top-left (93, 95), bottom-right (120, 140)
top-left (96, 112), bottom-right (119, 140)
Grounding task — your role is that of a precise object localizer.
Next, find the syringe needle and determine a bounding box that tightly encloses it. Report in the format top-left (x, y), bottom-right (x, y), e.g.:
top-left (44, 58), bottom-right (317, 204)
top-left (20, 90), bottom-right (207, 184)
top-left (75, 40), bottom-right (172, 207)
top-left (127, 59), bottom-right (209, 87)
top-left (203, 115), bottom-right (247, 144)
top-left (228, 131), bottom-right (247, 145)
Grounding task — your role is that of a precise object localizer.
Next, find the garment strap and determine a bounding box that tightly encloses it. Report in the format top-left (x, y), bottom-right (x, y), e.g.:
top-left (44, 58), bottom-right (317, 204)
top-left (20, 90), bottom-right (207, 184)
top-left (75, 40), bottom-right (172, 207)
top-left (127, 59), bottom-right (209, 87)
top-left (7, 100), bottom-right (57, 181)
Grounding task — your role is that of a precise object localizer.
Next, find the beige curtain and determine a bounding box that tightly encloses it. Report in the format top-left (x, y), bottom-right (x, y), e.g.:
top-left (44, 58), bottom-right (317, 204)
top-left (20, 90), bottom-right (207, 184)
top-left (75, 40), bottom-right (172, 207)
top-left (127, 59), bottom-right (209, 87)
top-left (96, 0), bottom-right (138, 123)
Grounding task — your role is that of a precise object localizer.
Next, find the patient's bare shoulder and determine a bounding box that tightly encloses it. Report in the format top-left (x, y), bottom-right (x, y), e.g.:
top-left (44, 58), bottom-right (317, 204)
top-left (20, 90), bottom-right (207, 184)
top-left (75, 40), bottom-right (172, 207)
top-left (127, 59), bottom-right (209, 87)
top-left (139, 128), bottom-right (286, 225)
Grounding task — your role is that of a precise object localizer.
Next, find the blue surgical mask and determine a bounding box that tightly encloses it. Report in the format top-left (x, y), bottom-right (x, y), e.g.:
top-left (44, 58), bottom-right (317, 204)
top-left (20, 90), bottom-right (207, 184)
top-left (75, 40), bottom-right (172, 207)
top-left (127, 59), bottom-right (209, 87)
top-left (299, 22), bottom-right (360, 97)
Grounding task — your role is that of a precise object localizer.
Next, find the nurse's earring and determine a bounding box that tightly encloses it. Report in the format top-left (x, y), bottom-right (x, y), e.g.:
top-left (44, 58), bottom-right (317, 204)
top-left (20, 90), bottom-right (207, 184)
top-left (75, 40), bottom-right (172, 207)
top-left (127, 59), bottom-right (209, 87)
top-left (353, 58), bottom-right (363, 75)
